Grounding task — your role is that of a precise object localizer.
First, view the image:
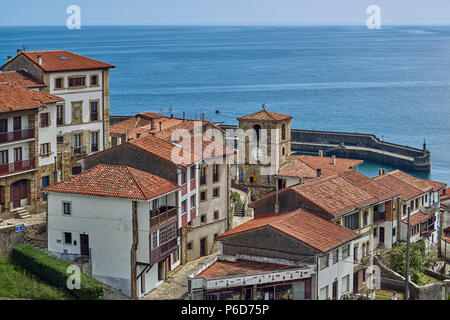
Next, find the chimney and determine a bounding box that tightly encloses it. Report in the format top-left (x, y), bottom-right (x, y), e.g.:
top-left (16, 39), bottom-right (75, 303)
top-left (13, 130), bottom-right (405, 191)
top-left (7, 56), bottom-right (12, 62)
top-left (318, 150), bottom-right (323, 157)
top-left (379, 168), bottom-right (386, 176)
top-left (37, 55), bottom-right (42, 66)
top-left (150, 119), bottom-right (155, 130)
top-left (332, 155), bottom-right (336, 165)
top-left (17, 49), bottom-right (22, 55)
top-left (183, 111), bottom-right (185, 121)
top-left (316, 168), bottom-right (322, 177)
top-left (170, 113), bottom-right (174, 119)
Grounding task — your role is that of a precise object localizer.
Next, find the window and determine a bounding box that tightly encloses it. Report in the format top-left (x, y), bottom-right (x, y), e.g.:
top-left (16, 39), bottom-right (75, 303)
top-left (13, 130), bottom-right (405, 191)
top-left (373, 227), bottom-right (378, 237)
top-left (213, 188), bottom-right (219, 198)
top-left (363, 210), bottom-right (368, 226)
top-left (200, 191), bottom-right (206, 201)
top-left (181, 170), bottom-right (186, 185)
top-left (13, 147), bottom-right (22, 162)
top-left (342, 244), bottom-right (350, 259)
top-left (90, 75), bottom-right (98, 86)
top-left (201, 214), bottom-right (206, 223)
top-left (91, 132), bottom-right (99, 152)
top-left (362, 269), bottom-right (367, 282)
top-left (362, 243), bottom-right (366, 257)
top-left (0, 119), bottom-right (7, 133)
top-left (187, 242), bottom-right (193, 250)
top-left (342, 275), bottom-right (350, 293)
top-left (73, 134), bottom-right (83, 155)
top-left (111, 136), bottom-right (118, 147)
top-left (55, 77), bottom-right (64, 89)
top-left (90, 101), bottom-right (99, 121)
top-left (415, 198), bottom-right (419, 209)
top-left (56, 105), bottom-right (64, 125)
top-left (151, 231), bottom-right (158, 250)
top-left (319, 254), bottom-right (329, 270)
top-left (392, 227), bottom-right (396, 237)
top-left (281, 123), bottom-right (286, 140)
top-left (64, 232), bottom-right (72, 244)
top-left (40, 113), bottom-right (50, 127)
top-left (68, 76), bottom-right (86, 88)
top-left (57, 135), bottom-right (64, 145)
top-left (40, 143), bottom-right (50, 157)
top-left (212, 165), bottom-right (219, 182)
top-left (190, 166), bottom-right (195, 180)
top-left (190, 195), bottom-right (196, 208)
top-left (159, 221), bottom-right (177, 244)
top-left (71, 102), bottom-right (83, 124)
top-left (200, 167), bottom-right (206, 185)
top-left (344, 212), bottom-right (359, 230)
top-left (0, 150), bottom-right (8, 165)
top-left (72, 166), bottom-right (82, 175)
top-left (332, 249), bottom-right (338, 264)
top-left (214, 210), bottom-right (219, 221)
top-left (354, 246), bottom-right (358, 261)
top-left (181, 200), bottom-right (186, 213)
top-left (63, 202), bottom-right (72, 215)
top-left (425, 194), bottom-right (428, 203)
top-left (152, 198), bottom-right (159, 211)
top-left (13, 117), bottom-right (21, 131)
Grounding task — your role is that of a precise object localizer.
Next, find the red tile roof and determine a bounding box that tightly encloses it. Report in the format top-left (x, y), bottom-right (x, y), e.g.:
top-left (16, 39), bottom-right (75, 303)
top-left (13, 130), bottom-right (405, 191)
top-left (402, 211), bottom-right (431, 226)
top-left (277, 155), bottom-right (363, 179)
top-left (373, 173), bottom-right (424, 201)
top-left (1, 51), bottom-right (115, 72)
top-left (196, 259), bottom-right (299, 280)
top-left (43, 164), bottom-right (179, 200)
top-left (110, 116), bottom-right (153, 135)
top-left (0, 70), bottom-right (45, 88)
top-left (237, 109), bottom-right (292, 121)
top-left (218, 208), bottom-right (359, 253)
top-left (440, 188), bottom-right (450, 201)
top-left (388, 170), bottom-right (446, 193)
top-left (0, 82), bottom-right (63, 113)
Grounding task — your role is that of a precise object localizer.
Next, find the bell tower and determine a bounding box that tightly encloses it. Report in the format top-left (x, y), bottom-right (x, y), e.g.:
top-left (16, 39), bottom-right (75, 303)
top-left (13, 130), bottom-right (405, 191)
top-left (236, 106), bottom-right (292, 199)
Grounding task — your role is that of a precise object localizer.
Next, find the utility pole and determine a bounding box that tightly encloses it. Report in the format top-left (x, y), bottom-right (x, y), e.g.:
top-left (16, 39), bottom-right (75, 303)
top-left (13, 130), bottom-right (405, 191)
top-left (404, 206), bottom-right (411, 300)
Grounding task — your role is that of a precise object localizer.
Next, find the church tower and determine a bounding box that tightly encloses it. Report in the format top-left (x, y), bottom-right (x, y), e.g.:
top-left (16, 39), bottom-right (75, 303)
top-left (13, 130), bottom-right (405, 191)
top-left (236, 106), bottom-right (292, 199)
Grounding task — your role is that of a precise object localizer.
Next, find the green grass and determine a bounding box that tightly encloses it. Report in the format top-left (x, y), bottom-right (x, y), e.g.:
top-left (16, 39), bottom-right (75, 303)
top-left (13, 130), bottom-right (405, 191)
top-left (416, 273), bottom-right (442, 286)
top-left (0, 259), bottom-right (74, 300)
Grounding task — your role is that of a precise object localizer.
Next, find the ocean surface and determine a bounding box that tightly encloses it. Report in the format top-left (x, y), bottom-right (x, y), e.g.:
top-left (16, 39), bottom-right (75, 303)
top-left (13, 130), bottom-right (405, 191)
top-left (0, 26), bottom-right (449, 184)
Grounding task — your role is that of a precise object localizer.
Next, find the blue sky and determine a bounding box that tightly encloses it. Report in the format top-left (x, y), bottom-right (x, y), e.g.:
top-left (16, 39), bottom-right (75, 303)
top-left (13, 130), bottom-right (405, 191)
top-left (2, 0), bottom-right (450, 26)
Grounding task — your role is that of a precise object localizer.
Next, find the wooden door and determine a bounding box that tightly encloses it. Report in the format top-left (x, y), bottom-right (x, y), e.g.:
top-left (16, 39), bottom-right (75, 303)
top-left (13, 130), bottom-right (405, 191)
top-left (10, 180), bottom-right (27, 208)
top-left (13, 117), bottom-right (21, 131)
top-left (80, 234), bottom-right (89, 256)
top-left (332, 280), bottom-right (338, 299)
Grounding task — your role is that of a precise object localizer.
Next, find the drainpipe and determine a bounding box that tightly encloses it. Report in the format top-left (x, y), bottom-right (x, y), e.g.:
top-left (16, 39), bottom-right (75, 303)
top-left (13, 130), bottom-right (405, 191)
top-left (405, 206), bottom-right (411, 300)
top-left (130, 201), bottom-right (138, 299)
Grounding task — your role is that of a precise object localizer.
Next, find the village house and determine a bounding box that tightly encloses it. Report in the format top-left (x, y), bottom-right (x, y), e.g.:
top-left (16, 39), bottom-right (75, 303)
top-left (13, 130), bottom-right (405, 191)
top-left (374, 170), bottom-right (446, 251)
top-left (43, 164), bottom-right (181, 298)
top-left (0, 82), bottom-right (64, 217)
top-left (276, 153), bottom-right (363, 188)
top-left (187, 208), bottom-right (359, 300)
top-left (248, 169), bottom-right (400, 293)
top-left (78, 132), bottom-right (233, 262)
top-left (1, 50), bottom-right (115, 178)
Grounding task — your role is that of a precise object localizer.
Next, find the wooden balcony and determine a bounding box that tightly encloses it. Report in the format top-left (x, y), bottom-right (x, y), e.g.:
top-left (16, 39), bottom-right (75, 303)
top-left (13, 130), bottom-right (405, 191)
top-left (150, 206), bottom-right (177, 230)
top-left (150, 237), bottom-right (178, 266)
top-left (0, 159), bottom-right (35, 177)
top-left (0, 129), bottom-right (34, 144)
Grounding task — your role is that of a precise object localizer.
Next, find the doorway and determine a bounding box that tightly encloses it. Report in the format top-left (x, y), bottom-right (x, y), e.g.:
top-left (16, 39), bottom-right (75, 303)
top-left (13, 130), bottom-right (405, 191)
top-left (379, 227), bottom-right (385, 243)
top-left (80, 234), bottom-right (89, 256)
top-left (200, 237), bottom-right (207, 257)
top-left (332, 280), bottom-right (338, 299)
top-left (10, 179), bottom-right (27, 208)
top-left (353, 272), bottom-right (359, 294)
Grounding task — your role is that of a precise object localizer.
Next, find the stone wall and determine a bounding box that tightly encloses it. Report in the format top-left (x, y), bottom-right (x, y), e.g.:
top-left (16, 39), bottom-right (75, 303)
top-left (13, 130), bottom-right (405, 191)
top-left (0, 221), bottom-right (46, 258)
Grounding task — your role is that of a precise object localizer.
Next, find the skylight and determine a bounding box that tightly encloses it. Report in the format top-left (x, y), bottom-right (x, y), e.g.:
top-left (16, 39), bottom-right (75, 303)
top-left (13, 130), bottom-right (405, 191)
top-left (58, 56), bottom-right (68, 61)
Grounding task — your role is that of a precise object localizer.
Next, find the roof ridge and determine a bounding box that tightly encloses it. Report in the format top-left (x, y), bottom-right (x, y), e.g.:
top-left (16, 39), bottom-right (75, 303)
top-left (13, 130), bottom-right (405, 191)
top-left (126, 166), bottom-right (148, 199)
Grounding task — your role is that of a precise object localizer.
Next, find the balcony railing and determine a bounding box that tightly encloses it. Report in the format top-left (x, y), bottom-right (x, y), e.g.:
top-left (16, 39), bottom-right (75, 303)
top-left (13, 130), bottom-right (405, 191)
top-left (150, 238), bottom-right (178, 266)
top-left (422, 203), bottom-right (438, 215)
top-left (0, 129), bottom-right (34, 144)
top-left (150, 207), bottom-right (177, 230)
top-left (72, 145), bottom-right (87, 156)
top-left (373, 211), bottom-right (386, 222)
top-left (0, 159), bottom-right (35, 176)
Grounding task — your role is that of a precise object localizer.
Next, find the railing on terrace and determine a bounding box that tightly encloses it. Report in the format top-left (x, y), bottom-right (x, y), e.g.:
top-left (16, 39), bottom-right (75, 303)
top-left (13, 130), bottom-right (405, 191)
top-left (0, 159), bottom-right (35, 176)
top-left (72, 145), bottom-right (87, 156)
top-left (150, 207), bottom-right (177, 229)
top-left (0, 129), bottom-right (34, 144)
top-left (422, 203), bottom-right (438, 215)
top-left (150, 238), bottom-right (178, 266)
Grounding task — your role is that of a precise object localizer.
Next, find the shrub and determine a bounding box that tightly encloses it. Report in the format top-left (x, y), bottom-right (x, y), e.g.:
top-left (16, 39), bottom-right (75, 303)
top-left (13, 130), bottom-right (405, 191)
top-left (11, 244), bottom-right (103, 300)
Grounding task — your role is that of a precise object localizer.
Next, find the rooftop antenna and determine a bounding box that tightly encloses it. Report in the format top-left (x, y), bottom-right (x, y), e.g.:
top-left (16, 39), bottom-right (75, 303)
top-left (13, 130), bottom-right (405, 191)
top-left (262, 103), bottom-right (266, 110)
top-left (22, 45), bottom-right (28, 52)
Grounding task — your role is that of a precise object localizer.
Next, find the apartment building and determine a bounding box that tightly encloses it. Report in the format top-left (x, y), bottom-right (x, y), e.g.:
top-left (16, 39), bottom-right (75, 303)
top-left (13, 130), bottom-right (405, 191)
top-left (44, 164), bottom-right (180, 298)
top-left (188, 208), bottom-right (358, 300)
top-left (0, 82), bottom-right (63, 216)
top-left (1, 50), bottom-right (115, 179)
top-left (249, 169), bottom-right (400, 294)
top-left (79, 133), bottom-right (233, 263)
top-left (374, 170), bottom-right (446, 251)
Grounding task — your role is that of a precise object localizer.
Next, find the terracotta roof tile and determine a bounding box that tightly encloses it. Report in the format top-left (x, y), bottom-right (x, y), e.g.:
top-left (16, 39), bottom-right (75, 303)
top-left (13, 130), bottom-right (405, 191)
top-left (110, 116), bottom-right (153, 135)
top-left (237, 109), bottom-right (292, 121)
top-left (0, 82), bottom-right (63, 113)
top-left (373, 174), bottom-right (424, 201)
top-left (402, 211), bottom-right (431, 226)
top-left (196, 259), bottom-right (299, 280)
top-left (43, 164), bottom-right (179, 200)
top-left (388, 170), bottom-right (446, 193)
top-left (0, 70), bottom-right (45, 88)
top-left (278, 155), bottom-right (363, 179)
top-left (1, 51), bottom-right (115, 72)
top-left (219, 208), bottom-right (358, 253)
top-left (440, 188), bottom-right (450, 201)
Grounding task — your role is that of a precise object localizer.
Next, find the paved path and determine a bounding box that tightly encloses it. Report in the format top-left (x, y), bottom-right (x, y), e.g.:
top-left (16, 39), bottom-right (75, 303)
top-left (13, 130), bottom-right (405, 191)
top-left (143, 251), bottom-right (219, 300)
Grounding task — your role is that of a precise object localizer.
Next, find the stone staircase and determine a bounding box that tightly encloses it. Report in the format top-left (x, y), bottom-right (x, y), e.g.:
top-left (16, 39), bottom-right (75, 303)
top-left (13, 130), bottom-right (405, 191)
top-left (11, 206), bottom-right (32, 219)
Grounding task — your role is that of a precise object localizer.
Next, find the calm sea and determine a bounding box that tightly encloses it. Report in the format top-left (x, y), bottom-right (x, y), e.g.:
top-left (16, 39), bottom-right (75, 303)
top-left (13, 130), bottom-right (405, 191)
top-left (0, 26), bottom-right (449, 183)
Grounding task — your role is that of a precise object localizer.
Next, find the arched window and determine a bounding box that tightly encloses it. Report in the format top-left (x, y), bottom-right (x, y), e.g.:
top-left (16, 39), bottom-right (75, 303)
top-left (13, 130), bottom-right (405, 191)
top-left (281, 123), bottom-right (286, 140)
top-left (253, 124), bottom-right (261, 142)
